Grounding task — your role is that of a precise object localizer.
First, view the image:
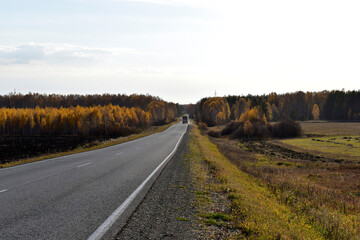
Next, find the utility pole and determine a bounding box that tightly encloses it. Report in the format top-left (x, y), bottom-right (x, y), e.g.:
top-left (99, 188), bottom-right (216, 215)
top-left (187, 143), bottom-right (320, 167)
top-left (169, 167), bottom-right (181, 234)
top-left (214, 90), bottom-right (217, 97)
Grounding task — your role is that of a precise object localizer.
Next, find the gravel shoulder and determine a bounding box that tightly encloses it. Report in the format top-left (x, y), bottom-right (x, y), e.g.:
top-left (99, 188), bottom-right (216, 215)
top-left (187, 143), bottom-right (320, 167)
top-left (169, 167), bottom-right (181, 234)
top-left (115, 126), bottom-right (200, 240)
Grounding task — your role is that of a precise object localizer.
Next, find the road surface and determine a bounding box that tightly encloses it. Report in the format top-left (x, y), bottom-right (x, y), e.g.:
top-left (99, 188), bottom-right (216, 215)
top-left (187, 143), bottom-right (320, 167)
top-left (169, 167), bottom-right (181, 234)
top-left (0, 122), bottom-right (188, 240)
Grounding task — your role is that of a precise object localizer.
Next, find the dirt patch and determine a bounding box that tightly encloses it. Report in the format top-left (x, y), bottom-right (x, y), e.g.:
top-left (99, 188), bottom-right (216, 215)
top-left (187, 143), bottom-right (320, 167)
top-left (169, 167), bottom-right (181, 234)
top-left (241, 139), bottom-right (347, 163)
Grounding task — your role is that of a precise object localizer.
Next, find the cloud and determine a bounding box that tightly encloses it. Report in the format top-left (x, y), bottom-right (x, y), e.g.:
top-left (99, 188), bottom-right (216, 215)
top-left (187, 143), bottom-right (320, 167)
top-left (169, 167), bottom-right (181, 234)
top-left (0, 43), bottom-right (165, 66)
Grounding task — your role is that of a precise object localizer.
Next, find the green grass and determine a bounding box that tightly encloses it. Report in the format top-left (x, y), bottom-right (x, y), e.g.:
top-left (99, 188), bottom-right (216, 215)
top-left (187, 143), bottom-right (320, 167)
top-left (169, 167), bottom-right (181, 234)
top-left (0, 121), bottom-right (177, 169)
top-left (176, 217), bottom-right (190, 221)
top-left (203, 218), bottom-right (221, 226)
top-left (281, 136), bottom-right (360, 159)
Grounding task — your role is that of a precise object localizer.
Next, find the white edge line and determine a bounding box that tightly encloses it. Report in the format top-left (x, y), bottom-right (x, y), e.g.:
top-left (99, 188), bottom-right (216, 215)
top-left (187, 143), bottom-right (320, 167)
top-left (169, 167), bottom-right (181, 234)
top-left (77, 162), bottom-right (92, 168)
top-left (116, 152), bottom-right (123, 156)
top-left (87, 124), bottom-right (188, 240)
top-left (0, 189), bottom-right (8, 193)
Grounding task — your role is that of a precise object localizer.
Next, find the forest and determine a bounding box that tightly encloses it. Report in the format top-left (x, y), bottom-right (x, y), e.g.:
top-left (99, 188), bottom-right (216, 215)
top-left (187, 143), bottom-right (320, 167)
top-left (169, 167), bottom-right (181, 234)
top-left (189, 90), bottom-right (360, 126)
top-left (0, 100), bottom-right (178, 138)
top-left (0, 93), bottom-right (163, 110)
top-left (0, 93), bottom-right (180, 163)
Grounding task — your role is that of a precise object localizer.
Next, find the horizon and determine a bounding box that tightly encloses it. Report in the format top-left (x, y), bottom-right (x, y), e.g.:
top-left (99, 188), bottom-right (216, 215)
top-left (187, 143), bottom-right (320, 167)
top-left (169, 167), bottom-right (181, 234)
top-left (1, 88), bottom-right (359, 105)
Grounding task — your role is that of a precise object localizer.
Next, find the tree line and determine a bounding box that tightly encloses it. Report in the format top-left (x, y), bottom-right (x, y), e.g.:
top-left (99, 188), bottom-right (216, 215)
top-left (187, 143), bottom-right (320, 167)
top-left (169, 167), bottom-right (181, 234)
top-left (189, 90), bottom-right (360, 125)
top-left (0, 93), bottom-right (167, 110)
top-left (0, 100), bottom-right (177, 137)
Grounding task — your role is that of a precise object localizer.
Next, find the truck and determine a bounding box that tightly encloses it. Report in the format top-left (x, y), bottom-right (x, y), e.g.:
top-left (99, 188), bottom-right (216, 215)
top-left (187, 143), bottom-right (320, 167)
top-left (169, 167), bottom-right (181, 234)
top-left (182, 115), bottom-right (188, 124)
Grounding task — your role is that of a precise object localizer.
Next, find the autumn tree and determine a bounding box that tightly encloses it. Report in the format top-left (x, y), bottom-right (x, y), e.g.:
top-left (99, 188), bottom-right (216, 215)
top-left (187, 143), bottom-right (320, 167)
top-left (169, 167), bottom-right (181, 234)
top-left (0, 103), bottom-right (170, 138)
top-left (201, 97), bottom-right (230, 126)
top-left (0, 109), bottom-right (7, 134)
top-left (312, 104), bottom-right (320, 120)
top-left (266, 102), bottom-right (273, 121)
top-left (232, 98), bottom-right (246, 121)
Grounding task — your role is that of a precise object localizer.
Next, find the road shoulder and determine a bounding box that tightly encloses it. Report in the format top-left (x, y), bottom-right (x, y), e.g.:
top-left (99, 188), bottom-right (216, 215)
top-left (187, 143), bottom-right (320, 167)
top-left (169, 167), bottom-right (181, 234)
top-left (115, 126), bottom-right (200, 240)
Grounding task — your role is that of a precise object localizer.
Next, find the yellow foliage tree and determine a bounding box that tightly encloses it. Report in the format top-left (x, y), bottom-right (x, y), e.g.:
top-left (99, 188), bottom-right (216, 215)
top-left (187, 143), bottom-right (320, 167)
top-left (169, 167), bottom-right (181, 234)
top-left (312, 104), bottom-right (320, 120)
top-left (201, 97), bottom-right (230, 126)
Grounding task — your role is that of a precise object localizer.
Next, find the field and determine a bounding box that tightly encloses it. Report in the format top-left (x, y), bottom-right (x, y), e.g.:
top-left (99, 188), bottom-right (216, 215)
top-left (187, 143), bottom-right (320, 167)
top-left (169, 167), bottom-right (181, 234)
top-left (275, 122), bottom-right (360, 162)
top-left (196, 121), bottom-right (360, 239)
top-left (300, 121), bottom-right (360, 136)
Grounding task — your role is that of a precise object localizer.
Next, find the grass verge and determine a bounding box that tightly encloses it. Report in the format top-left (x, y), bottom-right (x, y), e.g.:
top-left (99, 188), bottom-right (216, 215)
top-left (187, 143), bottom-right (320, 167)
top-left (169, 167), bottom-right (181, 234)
top-left (188, 126), bottom-right (324, 239)
top-left (0, 121), bottom-right (177, 169)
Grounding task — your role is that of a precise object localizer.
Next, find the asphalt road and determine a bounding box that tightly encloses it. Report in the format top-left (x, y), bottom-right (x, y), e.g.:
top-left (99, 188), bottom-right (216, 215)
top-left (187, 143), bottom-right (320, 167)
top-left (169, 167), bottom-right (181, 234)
top-left (0, 122), bottom-right (188, 240)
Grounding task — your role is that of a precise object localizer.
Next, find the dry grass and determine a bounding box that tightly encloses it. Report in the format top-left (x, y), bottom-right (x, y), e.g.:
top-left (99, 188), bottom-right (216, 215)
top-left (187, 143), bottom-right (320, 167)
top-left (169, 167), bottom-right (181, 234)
top-left (299, 121), bottom-right (360, 136)
top-left (0, 121), bottom-right (177, 169)
top-left (211, 137), bottom-right (360, 239)
top-left (189, 126), bottom-right (324, 239)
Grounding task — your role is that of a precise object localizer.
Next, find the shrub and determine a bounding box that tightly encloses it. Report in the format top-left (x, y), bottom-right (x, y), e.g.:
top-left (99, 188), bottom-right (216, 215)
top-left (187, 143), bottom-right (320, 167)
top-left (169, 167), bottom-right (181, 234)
top-left (252, 121), bottom-right (272, 138)
top-left (230, 125), bottom-right (245, 139)
top-left (208, 130), bottom-right (221, 138)
top-left (222, 120), bottom-right (301, 139)
top-left (221, 121), bottom-right (243, 136)
top-left (272, 120), bottom-right (302, 138)
top-left (198, 121), bottom-right (208, 131)
top-left (222, 120), bottom-right (272, 139)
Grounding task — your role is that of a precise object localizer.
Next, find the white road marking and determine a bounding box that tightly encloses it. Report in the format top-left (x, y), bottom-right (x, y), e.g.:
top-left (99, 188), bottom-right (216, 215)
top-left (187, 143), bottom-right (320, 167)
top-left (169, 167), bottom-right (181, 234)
top-left (0, 189), bottom-right (8, 193)
top-left (0, 155), bottom-right (70, 171)
top-left (77, 162), bottom-right (92, 168)
top-left (88, 124), bottom-right (188, 240)
top-left (116, 152), bottom-right (123, 156)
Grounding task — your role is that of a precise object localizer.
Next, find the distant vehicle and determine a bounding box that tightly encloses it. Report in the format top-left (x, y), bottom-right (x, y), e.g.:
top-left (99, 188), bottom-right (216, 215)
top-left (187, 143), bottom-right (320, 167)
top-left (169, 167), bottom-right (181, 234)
top-left (182, 115), bottom-right (188, 124)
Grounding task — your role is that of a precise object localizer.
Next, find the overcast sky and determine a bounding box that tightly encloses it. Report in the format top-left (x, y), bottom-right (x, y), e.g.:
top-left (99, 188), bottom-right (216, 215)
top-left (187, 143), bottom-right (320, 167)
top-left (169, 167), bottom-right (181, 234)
top-left (1, 0), bottom-right (359, 104)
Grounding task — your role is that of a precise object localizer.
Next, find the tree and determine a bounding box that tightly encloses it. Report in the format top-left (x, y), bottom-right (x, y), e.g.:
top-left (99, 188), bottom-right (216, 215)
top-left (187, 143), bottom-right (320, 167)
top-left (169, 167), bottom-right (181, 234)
top-left (312, 104), bottom-right (320, 120)
top-left (232, 98), bottom-right (246, 121)
top-left (266, 102), bottom-right (273, 121)
top-left (201, 97), bottom-right (230, 126)
top-left (0, 109), bottom-right (7, 134)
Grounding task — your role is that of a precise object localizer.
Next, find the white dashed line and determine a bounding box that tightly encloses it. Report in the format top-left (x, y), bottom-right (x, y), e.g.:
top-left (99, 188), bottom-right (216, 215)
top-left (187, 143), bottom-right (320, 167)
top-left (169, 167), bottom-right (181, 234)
top-left (77, 162), bottom-right (92, 168)
top-left (116, 152), bottom-right (123, 156)
top-left (0, 189), bottom-right (8, 193)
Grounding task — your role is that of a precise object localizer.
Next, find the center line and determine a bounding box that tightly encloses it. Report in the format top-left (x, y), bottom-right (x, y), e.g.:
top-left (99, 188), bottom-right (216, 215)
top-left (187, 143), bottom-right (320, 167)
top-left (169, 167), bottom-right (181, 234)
top-left (116, 152), bottom-right (123, 155)
top-left (0, 189), bottom-right (8, 193)
top-left (77, 162), bottom-right (92, 168)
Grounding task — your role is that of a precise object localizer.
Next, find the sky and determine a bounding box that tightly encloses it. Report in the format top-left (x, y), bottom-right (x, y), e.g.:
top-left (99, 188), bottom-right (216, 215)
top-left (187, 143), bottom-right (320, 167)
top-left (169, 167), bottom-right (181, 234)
top-left (0, 0), bottom-right (359, 104)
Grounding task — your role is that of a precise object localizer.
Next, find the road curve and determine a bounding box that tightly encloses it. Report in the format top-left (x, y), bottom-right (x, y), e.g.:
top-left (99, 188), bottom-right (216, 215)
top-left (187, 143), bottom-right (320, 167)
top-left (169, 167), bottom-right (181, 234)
top-left (0, 122), bottom-right (188, 240)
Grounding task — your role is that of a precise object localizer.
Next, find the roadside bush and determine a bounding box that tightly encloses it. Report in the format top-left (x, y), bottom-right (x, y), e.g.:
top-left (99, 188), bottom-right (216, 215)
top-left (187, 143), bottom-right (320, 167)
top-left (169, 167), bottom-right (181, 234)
top-left (252, 121), bottom-right (272, 138)
top-left (221, 121), bottom-right (243, 136)
top-left (221, 120), bottom-right (301, 139)
top-left (230, 124), bottom-right (245, 139)
top-left (198, 121), bottom-right (208, 131)
top-left (208, 130), bottom-right (221, 138)
top-left (222, 120), bottom-right (272, 139)
top-left (272, 120), bottom-right (302, 138)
